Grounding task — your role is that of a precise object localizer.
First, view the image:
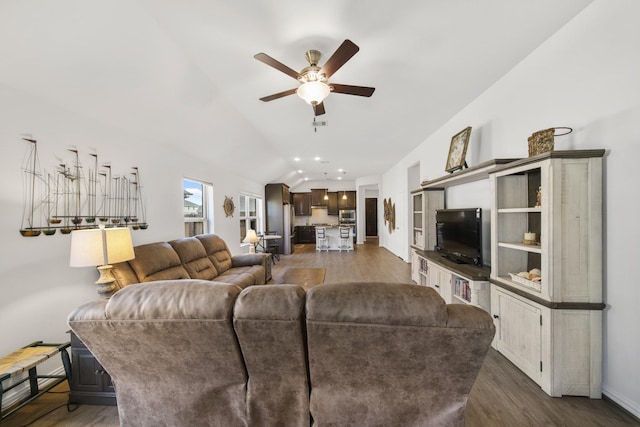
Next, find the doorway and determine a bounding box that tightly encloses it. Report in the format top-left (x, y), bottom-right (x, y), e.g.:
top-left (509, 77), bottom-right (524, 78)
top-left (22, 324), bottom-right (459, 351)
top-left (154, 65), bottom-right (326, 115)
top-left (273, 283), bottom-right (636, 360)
top-left (365, 198), bottom-right (378, 237)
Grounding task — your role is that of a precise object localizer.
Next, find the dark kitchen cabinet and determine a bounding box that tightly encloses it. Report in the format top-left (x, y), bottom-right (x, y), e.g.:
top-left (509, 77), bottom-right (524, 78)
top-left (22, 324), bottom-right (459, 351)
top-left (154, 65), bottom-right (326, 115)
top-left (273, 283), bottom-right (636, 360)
top-left (338, 191), bottom-right (357, 210)
top-left (295, 226), bottom-right (316, 243)
top-left (292, 193), bottom-right (312, 216)
top-left (327, 192), bottom-right (339, 215)
top-left (265, 183), bottom-right (291, 254)
top-left (310, 189), bottom-right (328, 207)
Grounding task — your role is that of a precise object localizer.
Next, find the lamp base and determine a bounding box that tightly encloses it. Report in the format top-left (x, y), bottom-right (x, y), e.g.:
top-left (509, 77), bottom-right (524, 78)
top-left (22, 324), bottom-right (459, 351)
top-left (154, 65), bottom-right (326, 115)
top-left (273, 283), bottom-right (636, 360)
top-left (249, 244), bottom-right (256, 254)
top-left (95, 264), bottom-right (118, 299)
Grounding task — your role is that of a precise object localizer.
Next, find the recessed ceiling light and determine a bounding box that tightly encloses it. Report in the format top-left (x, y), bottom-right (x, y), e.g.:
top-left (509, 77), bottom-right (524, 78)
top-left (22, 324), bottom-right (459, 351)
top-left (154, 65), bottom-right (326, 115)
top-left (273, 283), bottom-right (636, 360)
top-left (337, 177), bottom-right (342, 180)
top-left (304, 177), bottom-right (309, 181)
top-left (338, 168), bottom-right (343, 172)
top-left (314, 156), bottom-right (321, 161)
top-left (297, 169), bottom-right (303, 173)
top-left (294, 157), bottom-right (300, 162)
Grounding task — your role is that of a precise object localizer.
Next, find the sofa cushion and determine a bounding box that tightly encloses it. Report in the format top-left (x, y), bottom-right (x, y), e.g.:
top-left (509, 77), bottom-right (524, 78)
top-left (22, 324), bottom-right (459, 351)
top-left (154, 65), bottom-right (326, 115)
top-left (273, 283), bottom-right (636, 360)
top-left (306, 281), bottom-right (448, 326)
top-left (214, 269), bottom-right (257, 289)
top-left (128, 242), bottom-right (190, 283)
top-left (169, 237), bottom-right (219, 280)
top-left (68, 280), bottom-right (248, 426)
top-left (196, 234), bottom-right (232, 274)
top-left (305, 282), bottom-right (495, 427)
top-left (234, 285), bottom-right (310, 427)
top-left (110, 260), bottom-right (139, 291)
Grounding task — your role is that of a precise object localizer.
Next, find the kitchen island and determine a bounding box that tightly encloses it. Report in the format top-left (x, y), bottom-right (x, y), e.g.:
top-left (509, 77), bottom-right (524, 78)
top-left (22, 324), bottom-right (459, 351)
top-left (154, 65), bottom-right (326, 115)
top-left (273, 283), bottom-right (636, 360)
top-left (315, 225), bottom-right (354, 251)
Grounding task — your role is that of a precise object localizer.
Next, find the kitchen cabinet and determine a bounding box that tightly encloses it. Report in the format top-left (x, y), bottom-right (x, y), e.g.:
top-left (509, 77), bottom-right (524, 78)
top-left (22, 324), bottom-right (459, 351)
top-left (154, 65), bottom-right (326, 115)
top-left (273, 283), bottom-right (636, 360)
top-left (338, 191), bottom-right (356, 210)
top-left (265, 183), bottom-right (292, 254)
top-left (292, 193), bottom-right (311, 216)
top-left (310, 189), bottom-right (328, 207)
top-left (327, 192), bottom-right (339, 215)
top-left (295, 226), bottom-right (316, 244)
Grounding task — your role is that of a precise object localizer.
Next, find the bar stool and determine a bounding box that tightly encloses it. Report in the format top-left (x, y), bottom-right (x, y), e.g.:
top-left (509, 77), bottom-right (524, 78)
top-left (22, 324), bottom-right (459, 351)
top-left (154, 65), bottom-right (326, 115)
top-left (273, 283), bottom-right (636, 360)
top-left (339, 226), bottom-right (352, 252)
top-left (315, 227), bottom-right (329, 252)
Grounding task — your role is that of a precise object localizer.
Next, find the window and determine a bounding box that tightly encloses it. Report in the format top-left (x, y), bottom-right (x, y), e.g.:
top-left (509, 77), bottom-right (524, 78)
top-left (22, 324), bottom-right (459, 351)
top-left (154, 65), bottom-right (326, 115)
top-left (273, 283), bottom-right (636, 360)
top-left (184, 178), bottom-right (213, 237)
top-left (239, 194), bottom-right (263, 242)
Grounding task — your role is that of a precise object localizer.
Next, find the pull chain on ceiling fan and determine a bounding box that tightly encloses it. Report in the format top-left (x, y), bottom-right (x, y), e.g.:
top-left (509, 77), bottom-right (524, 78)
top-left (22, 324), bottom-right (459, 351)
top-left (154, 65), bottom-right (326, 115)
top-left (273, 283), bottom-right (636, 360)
top-left (254, 39), bottom-right (375, 116)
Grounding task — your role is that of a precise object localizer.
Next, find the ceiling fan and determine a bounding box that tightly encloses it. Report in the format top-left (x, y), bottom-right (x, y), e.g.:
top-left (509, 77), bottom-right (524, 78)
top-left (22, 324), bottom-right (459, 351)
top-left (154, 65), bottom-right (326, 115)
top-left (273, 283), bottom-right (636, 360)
top-left (254, 39), bottom-right (375, 116)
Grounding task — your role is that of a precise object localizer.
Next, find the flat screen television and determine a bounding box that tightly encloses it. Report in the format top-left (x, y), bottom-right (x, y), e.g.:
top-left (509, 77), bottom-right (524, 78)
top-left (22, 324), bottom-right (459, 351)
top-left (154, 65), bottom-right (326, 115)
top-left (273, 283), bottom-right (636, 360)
top-left (435, 208), bottom-right (482, 265)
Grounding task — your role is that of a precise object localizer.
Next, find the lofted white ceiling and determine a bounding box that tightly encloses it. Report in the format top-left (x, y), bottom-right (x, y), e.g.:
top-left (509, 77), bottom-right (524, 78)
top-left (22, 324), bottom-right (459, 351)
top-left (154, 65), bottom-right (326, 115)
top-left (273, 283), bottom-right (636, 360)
top-left (0, 0), bottom-right (593, 188)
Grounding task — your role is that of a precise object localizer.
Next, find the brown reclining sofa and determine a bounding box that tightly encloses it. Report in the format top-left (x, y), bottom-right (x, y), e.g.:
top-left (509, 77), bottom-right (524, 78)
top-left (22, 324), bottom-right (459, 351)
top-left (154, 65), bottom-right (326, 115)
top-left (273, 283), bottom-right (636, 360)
top-left (110, 233), bottom-right (271, 291)
top-left (68, 280), bottom-right (495, 426)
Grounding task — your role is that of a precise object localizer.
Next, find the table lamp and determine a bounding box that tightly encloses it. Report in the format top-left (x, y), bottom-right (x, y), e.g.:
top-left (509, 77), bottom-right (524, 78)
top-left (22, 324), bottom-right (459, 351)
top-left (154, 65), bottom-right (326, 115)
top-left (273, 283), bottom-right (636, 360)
top-left (70, 226), bottom-right (135, 299)
top-left (244, 229), bottom-right (260, 253)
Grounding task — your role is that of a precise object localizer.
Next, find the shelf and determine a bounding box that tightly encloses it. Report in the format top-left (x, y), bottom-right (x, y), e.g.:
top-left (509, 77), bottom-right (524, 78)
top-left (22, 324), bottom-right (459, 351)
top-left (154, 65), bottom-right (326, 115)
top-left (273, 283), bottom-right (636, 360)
top-left (498, 207), bottom-right (541, 213)
top-left (421, 158), bottom-right (519, 189)
top-left (498, 242), bottom-right (542, 254)
top-left (453, 294), bottom-right (471, 304)
top-left (416, 250), bottom-right (490, 282)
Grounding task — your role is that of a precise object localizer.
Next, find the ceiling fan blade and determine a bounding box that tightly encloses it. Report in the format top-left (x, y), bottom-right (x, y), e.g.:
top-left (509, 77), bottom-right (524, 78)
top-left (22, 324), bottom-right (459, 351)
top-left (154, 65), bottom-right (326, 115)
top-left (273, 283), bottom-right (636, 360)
top-left (313, 102), bottom-right (326, 116)
top-left (320, 39), bottom-right (359, 79)
top-left (330, 84), bottom-right (375, 97)
top-left (259, 88), bottom-right (298, 102)
top-left (254, 53), bottom-right (301, 80)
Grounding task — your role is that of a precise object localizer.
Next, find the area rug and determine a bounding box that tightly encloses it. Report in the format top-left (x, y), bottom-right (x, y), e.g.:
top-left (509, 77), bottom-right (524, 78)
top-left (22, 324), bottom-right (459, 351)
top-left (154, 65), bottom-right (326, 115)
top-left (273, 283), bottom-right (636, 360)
top-left (279, 267), bottom-right (326, 290)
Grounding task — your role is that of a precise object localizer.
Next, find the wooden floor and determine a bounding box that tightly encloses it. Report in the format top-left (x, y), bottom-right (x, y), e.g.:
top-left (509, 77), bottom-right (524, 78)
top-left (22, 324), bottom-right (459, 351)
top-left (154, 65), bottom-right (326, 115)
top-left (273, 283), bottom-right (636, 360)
top-left (4, 239), bottom-right (638, 426)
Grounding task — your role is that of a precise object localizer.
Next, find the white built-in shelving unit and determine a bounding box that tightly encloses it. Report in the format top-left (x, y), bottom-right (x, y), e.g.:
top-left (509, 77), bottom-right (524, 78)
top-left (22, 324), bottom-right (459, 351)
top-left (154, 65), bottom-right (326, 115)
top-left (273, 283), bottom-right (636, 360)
top-left (489, 150), bottom-right (605, 398)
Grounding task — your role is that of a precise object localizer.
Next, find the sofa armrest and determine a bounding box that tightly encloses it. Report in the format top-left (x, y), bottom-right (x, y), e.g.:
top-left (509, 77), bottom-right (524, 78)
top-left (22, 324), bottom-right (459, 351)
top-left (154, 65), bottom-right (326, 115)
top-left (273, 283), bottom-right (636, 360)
top-left (231, 253), bottom-right (269, 268)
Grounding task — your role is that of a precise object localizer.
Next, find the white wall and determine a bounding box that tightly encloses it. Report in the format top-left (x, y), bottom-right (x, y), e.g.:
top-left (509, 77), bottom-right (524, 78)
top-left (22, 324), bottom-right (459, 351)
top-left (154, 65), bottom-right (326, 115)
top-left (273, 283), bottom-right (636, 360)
top-left (381, 0), bottom-right (640, 416)
top-left (0, 82), bottom-right (263, 397)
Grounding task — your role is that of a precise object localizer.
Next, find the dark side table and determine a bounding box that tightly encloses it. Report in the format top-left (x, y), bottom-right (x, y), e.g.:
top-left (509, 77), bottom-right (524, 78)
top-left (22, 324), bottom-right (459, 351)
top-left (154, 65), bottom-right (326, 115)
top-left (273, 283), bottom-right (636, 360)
top-left (68, 332), bottom-right (116, 406)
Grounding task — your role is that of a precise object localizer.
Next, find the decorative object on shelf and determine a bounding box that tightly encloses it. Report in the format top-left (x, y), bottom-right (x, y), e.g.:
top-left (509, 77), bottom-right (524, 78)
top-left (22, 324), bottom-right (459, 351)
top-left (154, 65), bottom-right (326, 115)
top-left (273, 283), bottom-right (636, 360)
top-left (527, 127), bottom-right (572, 157)
top-left (523, 232), bottom-right (537, 245)
top-left (69, 225), bottom-right (135, 299)
top-left (223, 196), bottom-right (235, 217)
top-left (535, 185), bottom-right (542, 208)
top-left (243, 229), bottom-right (259, 253)
top-left (508, 271), bottom-right (542, 292)
top-left (383, 198), bottom-right (396, 234)
top-left (445, 126), bottom-right (472, 173)
top-left (18, 137), bottom-right (148, 236)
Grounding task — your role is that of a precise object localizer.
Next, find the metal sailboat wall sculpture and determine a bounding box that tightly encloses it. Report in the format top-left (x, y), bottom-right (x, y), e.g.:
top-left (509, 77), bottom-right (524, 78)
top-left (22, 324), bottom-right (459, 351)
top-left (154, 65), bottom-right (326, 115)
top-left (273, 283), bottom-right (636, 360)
top-left (18, 137), bottom-right (149, 236)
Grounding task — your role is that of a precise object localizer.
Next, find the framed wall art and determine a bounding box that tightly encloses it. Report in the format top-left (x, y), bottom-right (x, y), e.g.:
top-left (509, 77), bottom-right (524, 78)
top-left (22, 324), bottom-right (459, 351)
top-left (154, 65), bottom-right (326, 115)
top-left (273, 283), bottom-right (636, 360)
top-left (445, 126), bottom-right (472, 173)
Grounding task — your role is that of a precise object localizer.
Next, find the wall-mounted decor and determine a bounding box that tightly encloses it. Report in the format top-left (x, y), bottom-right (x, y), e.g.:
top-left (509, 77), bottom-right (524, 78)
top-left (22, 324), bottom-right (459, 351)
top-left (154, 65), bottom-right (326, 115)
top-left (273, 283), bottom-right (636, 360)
top-left (19, 137), bottom-right (148, 237)
top-left (223, 196), bottom-right (235, 217)
top-left (445, 126), bottom-right (472, 173)
top-left (527, 127), bottom-right (572, 157)
top-left (383, 198), bottom-right (396, 234)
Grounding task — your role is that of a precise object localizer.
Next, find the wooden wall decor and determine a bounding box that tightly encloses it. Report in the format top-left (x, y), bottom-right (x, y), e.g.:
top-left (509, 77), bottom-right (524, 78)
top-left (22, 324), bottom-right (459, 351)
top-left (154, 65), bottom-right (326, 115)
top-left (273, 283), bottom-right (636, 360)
top-left (19, 137), bottom-right (148, 237)
top-left (383, 197), bottom-right (395, 234)
top-left (223, 196), bottom-right (235, 217)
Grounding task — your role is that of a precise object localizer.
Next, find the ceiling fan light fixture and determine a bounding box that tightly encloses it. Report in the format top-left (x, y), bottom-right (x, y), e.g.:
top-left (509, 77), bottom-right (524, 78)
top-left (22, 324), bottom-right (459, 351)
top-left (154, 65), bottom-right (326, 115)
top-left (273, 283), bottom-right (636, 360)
top-left (297, 81), bottom-right (330, 105)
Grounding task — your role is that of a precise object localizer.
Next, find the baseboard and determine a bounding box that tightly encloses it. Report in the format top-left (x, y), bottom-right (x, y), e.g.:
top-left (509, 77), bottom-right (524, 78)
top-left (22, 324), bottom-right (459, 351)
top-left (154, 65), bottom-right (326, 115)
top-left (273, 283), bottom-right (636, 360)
top-left (1, 366), bottom-right (66, 412)
top-left (602, 387), bottom-right (640, 421)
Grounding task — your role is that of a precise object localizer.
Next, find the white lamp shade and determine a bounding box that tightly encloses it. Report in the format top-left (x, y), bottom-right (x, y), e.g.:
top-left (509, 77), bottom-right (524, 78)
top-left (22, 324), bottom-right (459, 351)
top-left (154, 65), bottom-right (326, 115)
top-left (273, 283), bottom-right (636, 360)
top-left (243, 229), bottom-right (260, 244)
top-left (297, 81), bottom-right (330, 105)
top-left (70, 227), bottom-right (134, 267)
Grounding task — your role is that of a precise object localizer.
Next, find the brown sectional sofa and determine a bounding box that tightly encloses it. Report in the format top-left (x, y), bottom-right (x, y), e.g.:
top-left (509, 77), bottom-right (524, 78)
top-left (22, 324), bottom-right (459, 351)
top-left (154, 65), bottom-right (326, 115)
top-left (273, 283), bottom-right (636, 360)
top-left (110, 234), bottom-right (271, 291)
top-left (68, 281), bottom-right (495, 427)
